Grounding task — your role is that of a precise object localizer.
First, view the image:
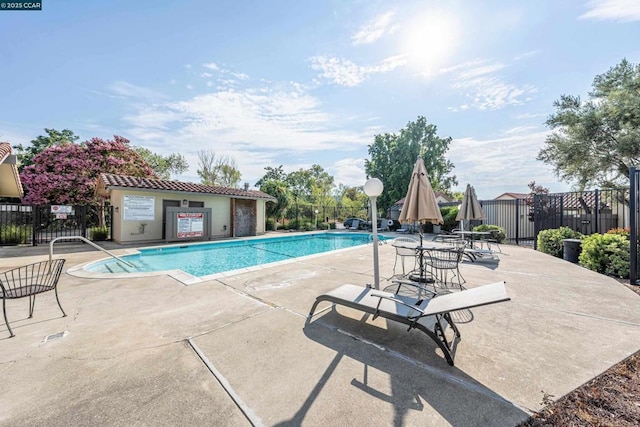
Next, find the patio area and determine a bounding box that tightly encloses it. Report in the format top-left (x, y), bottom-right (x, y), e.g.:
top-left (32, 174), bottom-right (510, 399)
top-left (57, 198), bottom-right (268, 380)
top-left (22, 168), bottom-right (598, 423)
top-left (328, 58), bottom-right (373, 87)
top-left (2, 234), bottom-right (640, 426)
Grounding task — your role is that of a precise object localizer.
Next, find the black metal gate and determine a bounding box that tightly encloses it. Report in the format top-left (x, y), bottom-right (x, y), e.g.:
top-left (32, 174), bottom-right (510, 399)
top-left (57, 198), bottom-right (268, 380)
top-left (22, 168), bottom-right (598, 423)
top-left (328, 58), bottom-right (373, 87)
top-left (0, 203), bottom-right (112, 246)
top-left (532, 194), bottom-right (562, 249)
top-left (630, 167), bottom-right (640, 285)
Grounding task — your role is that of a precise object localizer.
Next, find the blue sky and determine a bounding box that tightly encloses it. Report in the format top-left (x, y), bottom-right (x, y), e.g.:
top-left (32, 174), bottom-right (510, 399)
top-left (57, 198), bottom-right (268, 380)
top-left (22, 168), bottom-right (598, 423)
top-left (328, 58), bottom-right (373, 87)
top-left (1, 0), bottom-right (639, 199)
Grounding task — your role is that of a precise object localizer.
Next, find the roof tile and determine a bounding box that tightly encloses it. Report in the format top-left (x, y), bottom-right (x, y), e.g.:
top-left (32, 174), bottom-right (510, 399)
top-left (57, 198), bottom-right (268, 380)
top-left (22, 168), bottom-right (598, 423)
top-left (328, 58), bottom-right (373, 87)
top-left (99, 173), bottom-right (276, 201)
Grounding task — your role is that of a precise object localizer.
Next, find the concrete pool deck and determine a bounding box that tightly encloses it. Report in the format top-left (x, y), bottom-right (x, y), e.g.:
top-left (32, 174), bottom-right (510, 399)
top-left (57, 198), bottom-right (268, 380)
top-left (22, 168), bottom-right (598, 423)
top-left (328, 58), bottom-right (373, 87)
top-left (2, 233), bottom-right (640, 426)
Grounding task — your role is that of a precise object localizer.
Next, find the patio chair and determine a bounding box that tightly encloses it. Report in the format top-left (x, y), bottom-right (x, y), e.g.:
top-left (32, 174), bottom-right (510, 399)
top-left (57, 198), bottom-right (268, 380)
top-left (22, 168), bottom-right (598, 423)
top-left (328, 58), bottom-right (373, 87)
top-left (391, 237), bottom-right (419, 277)
top-left (425, 246), bottom-right (466, 290)
top-left (307, 281), bottom-right (510, 366)
top-left (0, 259), bottom-right (66, 338)
top-left (348, 219), bottom-right (360, 231)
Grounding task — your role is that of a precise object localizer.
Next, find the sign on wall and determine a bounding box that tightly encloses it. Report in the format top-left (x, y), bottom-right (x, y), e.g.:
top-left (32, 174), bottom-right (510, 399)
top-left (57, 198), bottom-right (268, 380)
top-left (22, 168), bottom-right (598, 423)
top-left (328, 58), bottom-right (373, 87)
top-left (123, 195), bottom-right (155, 221)
top-left (177, 212), bottom-right (204, 238)
top-left (51, 205), bottom-right (73, 214)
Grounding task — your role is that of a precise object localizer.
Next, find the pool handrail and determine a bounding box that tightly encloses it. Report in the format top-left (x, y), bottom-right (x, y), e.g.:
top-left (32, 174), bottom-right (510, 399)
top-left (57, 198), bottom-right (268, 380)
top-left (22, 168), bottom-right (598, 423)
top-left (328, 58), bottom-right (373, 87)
top-left (49, 236), bottom-right (136, 269)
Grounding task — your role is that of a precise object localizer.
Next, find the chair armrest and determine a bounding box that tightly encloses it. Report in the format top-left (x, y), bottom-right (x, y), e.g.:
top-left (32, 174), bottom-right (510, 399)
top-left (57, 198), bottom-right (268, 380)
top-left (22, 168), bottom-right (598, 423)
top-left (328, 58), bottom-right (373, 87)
top-left (369, 292), bottom-right (428, 319)
top-left (391, 279), bottom-right (438, 297)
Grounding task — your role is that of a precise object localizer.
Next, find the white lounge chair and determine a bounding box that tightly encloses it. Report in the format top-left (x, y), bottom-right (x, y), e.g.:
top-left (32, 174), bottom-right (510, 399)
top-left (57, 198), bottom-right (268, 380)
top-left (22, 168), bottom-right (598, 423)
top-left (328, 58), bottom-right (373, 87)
top-left (308, 281), bottom-right (510, 366)
top-left (348, 219), bottom-right (360, 231)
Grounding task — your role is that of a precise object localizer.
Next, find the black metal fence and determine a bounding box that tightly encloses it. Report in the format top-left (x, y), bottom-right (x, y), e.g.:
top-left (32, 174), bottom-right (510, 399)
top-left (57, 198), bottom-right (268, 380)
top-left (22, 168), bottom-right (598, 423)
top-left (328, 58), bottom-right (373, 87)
top-left (630, 167), bottom-right (640, 285)
top-left (0, 204), bottom-right (112, 246)
top-left (479, 188), bottom-right (629, 247)
top-left (275, 203), bottom-right (370, 228)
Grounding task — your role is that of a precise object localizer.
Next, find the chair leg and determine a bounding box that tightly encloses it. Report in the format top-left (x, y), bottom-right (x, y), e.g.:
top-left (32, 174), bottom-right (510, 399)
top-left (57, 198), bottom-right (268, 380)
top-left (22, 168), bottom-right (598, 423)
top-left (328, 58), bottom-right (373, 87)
top-left (28, 295), bottom-right (35, 318)
top-left (54, 288), bottom-right (66, 317)
top-left (2, 299), bottom-right (14, 338)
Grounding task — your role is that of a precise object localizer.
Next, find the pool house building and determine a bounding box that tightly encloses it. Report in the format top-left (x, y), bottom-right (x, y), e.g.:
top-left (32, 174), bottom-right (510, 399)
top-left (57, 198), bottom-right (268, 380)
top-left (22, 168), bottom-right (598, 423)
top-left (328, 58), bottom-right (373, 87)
top-left (96, 173), bottom-right (276, 244)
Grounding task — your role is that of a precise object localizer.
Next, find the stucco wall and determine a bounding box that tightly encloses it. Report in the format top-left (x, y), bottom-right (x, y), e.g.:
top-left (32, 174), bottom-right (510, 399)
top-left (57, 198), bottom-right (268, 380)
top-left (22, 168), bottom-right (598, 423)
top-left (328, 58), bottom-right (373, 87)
top-left (109, 189), bottom-right (245, 243)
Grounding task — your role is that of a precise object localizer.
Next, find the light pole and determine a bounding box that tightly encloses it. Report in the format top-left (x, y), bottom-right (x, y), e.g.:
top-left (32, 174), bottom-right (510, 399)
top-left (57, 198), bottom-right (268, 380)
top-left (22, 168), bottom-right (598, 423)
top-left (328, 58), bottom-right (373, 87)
top-left (314, 209), bottom-right (319, 229)
top-left (364, 178), bottom-right (384, 289)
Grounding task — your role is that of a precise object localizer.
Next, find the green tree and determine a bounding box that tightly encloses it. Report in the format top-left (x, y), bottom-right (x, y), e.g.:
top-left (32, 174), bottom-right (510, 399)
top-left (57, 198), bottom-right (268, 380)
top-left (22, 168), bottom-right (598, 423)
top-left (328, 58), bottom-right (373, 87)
top-left (255, 165), bottom-right (287, 187)
top-left (528, 181), bottom-right (549, 195)
top-left (286, 169), bottom-right (312, 202)
top-left (365, 116), bottom-right (457, 213)
top-left (339, 185), bottom-right (367, 209)
top-left (308, 164), bottom-right (335, 207)
top-left (538, 59), bottom-right (640, 189)
top-left (259, 179), bottom-right (291, 222)
top-left (197, 150), bottom-right (242, 187)
top-left (14, 128), bottom-right (79, 172)
top-left (134, 147), bottom-right (188, 180)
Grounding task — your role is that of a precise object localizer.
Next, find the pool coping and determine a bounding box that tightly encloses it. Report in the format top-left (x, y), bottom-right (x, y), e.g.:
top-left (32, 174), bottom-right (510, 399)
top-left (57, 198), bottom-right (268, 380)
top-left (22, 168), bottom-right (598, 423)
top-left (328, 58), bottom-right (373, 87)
top-left (66, 232), bottom-right (388, 285)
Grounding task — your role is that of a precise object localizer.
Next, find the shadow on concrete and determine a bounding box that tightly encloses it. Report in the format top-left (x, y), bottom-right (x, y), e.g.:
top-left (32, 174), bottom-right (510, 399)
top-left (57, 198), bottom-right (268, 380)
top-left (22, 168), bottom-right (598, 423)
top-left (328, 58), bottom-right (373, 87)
top-left (277, 308), bottom-right (529, 426)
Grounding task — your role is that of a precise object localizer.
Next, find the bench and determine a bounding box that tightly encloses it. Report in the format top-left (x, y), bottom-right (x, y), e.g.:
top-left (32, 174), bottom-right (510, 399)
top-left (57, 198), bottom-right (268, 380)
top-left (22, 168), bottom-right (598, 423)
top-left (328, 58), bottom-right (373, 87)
top-left (1, 259), bottom-right (66, 338)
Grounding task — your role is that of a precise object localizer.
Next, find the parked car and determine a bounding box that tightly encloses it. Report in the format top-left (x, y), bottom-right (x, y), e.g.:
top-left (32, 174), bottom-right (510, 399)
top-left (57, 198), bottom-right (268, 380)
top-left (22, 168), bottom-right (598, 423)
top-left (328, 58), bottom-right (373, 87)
top-left (343, 218), bottom-right (366, 229)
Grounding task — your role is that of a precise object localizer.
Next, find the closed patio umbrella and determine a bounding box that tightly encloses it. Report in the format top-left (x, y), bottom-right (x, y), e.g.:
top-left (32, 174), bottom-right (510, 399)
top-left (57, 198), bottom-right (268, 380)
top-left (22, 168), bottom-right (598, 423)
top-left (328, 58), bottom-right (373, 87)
top-left (398, 157), bottom-right (443, 283)
top-left (455, 184), bottom-right (485, 230)
top-left (398, 157), bottom-right (444, 228)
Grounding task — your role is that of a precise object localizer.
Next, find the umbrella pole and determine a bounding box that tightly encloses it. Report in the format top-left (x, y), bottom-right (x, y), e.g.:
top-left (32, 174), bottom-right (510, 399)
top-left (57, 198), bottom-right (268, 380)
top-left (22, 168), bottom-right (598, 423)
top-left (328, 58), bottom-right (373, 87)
top-left (419, 230), bottom-right (425, 285)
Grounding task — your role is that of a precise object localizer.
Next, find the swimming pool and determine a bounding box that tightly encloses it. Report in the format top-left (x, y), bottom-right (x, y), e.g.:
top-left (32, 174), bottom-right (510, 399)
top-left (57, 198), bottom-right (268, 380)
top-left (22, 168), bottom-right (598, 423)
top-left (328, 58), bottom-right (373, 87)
top-left (83, 232), bottom-right (388, 279)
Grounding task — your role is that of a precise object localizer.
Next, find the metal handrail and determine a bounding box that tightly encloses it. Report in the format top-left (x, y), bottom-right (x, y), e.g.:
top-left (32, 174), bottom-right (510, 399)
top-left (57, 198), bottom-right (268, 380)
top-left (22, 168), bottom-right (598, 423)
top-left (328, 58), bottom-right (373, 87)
top-left (49, 236), bottom-right (136, 269)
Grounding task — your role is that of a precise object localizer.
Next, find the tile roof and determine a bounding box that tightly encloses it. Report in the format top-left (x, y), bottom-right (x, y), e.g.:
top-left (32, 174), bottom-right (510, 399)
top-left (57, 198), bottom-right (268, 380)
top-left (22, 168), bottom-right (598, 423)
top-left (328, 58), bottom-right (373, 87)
top-left (0, 142), bottom-right (12, 162)
top-left (0, 142), bottom-right (23, 198)
top-left (98, 173), bottom-right (276, 201)
top-left (493, 192), bottom-right (531, 200)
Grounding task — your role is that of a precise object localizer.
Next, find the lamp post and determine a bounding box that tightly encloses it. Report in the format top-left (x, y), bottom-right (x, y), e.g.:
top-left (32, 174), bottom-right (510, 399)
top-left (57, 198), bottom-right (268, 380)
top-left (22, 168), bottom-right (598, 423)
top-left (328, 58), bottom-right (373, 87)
top-left (314, 209), bottom-right (319, 229)
top-left (364, 178), bottom-right (384, 289)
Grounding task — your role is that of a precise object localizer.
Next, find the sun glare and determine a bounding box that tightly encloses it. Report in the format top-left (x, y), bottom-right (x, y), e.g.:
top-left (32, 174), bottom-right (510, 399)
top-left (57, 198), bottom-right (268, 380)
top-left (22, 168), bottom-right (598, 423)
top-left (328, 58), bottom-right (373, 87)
top-left (401, 10), bottom-right (461, 77)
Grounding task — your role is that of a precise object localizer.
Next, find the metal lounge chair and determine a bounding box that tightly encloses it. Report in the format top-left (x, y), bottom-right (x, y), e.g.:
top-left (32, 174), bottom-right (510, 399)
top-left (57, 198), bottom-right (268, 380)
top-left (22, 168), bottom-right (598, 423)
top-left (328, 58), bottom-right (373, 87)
top-left (0, 259), bottom-right (66, 338)
top-left (308, 281), bottom-right (510, 366)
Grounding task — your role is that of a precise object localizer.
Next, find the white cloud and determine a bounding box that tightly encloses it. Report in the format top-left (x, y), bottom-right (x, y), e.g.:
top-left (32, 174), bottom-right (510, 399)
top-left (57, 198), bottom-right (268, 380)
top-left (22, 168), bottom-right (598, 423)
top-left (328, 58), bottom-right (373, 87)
top-left (331, 158), bottom-right (367, 188)
top-left (200, 72), bottom-right (212, 78)
top-left (351, 11), bottom-right (397, 46)
top-left (116, 80), bottom-right (374, 186)
top-left (203, 63), bottom-right (219, 70)
top-left (580, 0), bottom-right (640, 22)
top-left (108, 81), bottom-right (167, 100)
top-left (445, 60), bottom-right (537, 111)
top-left (309, 55), bottom-right (406, 87)
top-left (448, 128), bottom-right (569, 198)
top-left (513, 50), bottom-right (539, 61)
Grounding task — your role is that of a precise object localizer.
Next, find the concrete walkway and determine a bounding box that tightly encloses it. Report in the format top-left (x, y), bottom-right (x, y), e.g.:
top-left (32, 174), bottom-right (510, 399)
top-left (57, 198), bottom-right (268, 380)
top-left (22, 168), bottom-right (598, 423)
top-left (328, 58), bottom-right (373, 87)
top-left (1, 235), bottom-right (640, 426)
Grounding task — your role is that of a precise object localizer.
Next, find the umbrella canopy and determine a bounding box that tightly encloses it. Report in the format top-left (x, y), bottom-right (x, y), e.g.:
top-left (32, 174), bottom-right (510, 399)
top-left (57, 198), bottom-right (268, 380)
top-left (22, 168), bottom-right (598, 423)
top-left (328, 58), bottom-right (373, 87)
top-left (398, 157), bottom-right (443, 225)
top-left (456, 184), bottom-right (485, 223)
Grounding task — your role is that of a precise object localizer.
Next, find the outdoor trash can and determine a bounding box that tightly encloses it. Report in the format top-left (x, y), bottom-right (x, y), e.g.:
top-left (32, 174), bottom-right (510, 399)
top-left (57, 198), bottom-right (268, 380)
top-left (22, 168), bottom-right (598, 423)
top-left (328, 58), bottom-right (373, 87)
top-left (562, 239), bottom-right (582, 263)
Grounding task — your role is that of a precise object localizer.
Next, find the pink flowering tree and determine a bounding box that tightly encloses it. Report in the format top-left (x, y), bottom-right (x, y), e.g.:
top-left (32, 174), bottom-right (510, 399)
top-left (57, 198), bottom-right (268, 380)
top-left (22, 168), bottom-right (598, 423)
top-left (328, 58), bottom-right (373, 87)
top-left (21, 135), bottom-right (157, 206)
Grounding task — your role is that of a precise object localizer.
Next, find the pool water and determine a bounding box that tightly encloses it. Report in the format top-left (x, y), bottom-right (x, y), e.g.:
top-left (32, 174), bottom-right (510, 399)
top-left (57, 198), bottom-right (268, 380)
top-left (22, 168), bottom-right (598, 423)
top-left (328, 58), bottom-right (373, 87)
top-left (86, 232), bottom-right (387, 277)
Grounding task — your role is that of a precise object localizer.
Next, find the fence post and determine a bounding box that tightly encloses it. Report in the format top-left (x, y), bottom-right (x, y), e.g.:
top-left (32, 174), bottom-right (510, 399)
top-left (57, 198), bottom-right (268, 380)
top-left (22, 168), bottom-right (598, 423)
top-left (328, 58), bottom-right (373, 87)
top-left (594, 189), bottom-right (599, 234)
top-left (533, 194), bottom-right (539, 250)
top-left (630, 167), bottom-right (637, 285)
top-left (31, 205), bottom-right (38, 246)
top-left (515, 200), bottom-right (520, 245)
top-left (80, 205), bottom-right (87, 238)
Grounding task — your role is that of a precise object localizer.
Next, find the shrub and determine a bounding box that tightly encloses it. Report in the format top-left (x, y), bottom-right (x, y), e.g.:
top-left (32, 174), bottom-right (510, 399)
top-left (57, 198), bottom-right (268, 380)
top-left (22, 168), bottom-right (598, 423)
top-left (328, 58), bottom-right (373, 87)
top-left (606, 227), bottom-right (630, 240)
top-left (579, 233), bottom-right (630, 278)
top-left (286, 219), bottom-right (302, 230)
top-left (473, 224), bottom-right (506, 243)
top-left (0, 224), bottom-right (32, 244)
top-left (90, 226), bottom-right (109, 241)
top-left (440, 206), bottom-right (459, 231)
top-left (537, 227), bottom-right (582, 258)
top-left (303, 222), bottom-right (315, 231)
top-left (265, 218), bottom-right (277, 231)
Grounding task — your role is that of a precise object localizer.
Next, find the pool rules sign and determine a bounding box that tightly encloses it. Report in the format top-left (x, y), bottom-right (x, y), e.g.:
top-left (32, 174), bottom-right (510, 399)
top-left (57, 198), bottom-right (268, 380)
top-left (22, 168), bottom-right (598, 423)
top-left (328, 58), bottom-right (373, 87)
top-left (177, 212), bottom-right (204, 238)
